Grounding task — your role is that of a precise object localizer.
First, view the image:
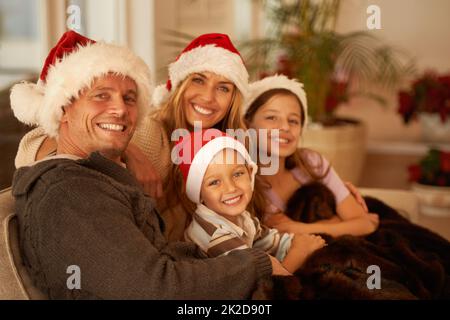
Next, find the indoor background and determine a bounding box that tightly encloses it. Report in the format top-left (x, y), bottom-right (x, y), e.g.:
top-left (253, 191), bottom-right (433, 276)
top-left (1, 0), bottom-right (449, 238)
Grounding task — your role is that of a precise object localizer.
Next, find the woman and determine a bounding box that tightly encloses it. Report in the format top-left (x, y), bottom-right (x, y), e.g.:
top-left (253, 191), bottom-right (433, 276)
top-left (244, 75), bottom-right (379, 237)
top-left (14, 33), bottom-right (250, 241)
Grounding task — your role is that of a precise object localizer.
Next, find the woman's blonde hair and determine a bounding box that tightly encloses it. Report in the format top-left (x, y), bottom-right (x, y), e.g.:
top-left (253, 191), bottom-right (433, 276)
top-left (153, 74), bottom-right (246, 217)
top-left (244, 88), bottom-right (330, 220)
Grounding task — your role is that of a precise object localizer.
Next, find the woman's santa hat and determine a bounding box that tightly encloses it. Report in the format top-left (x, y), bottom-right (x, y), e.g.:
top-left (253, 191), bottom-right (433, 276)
top-left (243, 74), bottom-right (308, 127)
top-left (10, 30), bottom-right (153, 137)
top-left (152, 33), bottom-right (249, 107)
top-left (174, 128), bottom-right (257, 204)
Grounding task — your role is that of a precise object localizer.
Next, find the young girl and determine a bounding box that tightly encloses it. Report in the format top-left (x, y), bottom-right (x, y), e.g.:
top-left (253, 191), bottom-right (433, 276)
top-left (176, 128), bottom-right (326, 273)
top-left (14, 33), bottom-right (250, 241)
top-left (244, 75), bottom-right (379, 237)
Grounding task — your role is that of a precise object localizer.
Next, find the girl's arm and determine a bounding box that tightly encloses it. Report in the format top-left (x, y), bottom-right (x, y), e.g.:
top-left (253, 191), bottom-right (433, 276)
top-left (265, 195), bottom-right (379, 237)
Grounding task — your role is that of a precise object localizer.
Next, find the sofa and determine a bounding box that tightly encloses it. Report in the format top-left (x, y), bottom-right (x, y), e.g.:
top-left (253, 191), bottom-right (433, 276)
top-left (0, 186), bottom-right (420, 300)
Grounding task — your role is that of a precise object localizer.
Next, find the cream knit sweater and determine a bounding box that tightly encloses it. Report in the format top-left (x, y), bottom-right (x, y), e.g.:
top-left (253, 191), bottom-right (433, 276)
top-left (14, 114), bottom-right (188, 241)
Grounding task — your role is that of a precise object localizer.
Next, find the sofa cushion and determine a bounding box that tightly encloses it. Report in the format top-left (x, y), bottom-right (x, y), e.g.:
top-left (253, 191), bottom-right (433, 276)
top-left (0, 187), bottom-right (47, 299)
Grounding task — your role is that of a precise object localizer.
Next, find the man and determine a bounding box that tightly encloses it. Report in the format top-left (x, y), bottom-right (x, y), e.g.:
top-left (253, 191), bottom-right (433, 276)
top-left (10, 31), bottom-right (288, 299)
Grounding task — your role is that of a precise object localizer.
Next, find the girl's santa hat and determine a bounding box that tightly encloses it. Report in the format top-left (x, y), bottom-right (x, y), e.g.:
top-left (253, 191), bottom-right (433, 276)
top-left (243, 74), bottom-right (308, 127)
top-left (10, 30), bottom-right (153, 137)
top-left (174, 129), bottom-right (257, 204)
top-left (152, 33), bottom-right (249, 107)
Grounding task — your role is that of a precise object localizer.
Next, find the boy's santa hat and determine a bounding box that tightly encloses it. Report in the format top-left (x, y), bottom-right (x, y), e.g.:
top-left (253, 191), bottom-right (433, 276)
top-left (152, 33), bottom-right (249, 107)
top-left (174, 128), bottom-right (257, 204)
top-left (10, 30), bottom-right (153, 137)
top-left (244, 74), bottom-right (308, 127)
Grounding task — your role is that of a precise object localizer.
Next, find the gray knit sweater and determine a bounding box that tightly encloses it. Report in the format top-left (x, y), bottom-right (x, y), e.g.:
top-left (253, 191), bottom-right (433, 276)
top-left (12, 152), bottom-right (272, 299)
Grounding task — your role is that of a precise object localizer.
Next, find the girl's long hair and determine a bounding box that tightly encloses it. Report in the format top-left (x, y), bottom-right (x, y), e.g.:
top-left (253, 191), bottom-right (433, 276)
top-left (153, 74), bottom-right (246, 218)
top-left (244, 88), bottom-right (330, 220)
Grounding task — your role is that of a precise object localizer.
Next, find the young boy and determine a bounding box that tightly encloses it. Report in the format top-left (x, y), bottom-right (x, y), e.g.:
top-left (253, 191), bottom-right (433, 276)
top-left (175, 129), bottom-right (326, 273)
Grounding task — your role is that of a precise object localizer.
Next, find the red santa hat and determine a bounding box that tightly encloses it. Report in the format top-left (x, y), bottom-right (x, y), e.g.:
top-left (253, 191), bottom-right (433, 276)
top-left (10, 30), bottom-right (153, 137)
top-left (152, 33), bottom-right (249, 107)
top-left (243, 74), bottom-right (308, 127)
top-left (174, 128), bottom-right (257, 204)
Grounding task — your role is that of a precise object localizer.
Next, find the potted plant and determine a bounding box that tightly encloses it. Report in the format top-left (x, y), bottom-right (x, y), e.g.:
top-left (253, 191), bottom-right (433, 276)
top-left (408, 149), bottom-right (450, 217)
top-left (240, 0), bottom-right (413, 184)
top-left (398, 72), bottom-right (450, 143)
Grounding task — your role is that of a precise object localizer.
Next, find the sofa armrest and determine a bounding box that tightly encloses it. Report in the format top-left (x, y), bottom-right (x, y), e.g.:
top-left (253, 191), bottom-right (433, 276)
top-left (359, 188), bottom-right (419, 223)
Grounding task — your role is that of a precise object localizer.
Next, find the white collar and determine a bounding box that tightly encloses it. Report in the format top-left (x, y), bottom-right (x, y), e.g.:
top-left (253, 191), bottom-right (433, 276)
top-left (195, 203), bottom-right (254, 238)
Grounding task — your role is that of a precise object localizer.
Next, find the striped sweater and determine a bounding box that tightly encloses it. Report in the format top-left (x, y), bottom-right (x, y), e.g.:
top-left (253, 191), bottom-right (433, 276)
top-left (185, 204), bottom-right (293, 261)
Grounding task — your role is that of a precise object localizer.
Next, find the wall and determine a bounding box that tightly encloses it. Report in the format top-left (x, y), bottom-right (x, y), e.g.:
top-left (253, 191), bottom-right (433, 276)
top-left (334, 0), bottom-right (450, 142)
top-left (153, 0), bottom-right (253, 83)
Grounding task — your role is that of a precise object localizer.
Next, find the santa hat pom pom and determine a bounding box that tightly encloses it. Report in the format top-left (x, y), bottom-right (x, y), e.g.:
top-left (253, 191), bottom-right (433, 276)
top-left (152, 84), bottom-right (170, 107)
top-left (10, 81), bottom-right (44, 127)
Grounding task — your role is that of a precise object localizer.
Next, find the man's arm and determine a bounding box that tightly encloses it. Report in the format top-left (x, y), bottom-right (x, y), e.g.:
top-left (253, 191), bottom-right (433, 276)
top-left (34, 176), bottom-right (271, 299)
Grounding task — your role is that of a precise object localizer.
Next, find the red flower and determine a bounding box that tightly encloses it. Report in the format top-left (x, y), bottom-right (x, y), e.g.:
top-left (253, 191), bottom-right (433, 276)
top-left (408, 164), bottom-right (422, 182)
top-left (397, 91), bottom-right (414, 123)
top-left (440, 151), bottom-right (450, 173)
top-left (408, 149), bottom-right (450, 187)
top-left (325, 95), bottom-right (339, 113)
top-left (324, 79), bottom-right (349, 113)
top-left (398, 71), bottom-right (450, 125)
top-left (275, 53), bottom-right (293, 78)
top-left (436, 176), bottom-right (447, 186)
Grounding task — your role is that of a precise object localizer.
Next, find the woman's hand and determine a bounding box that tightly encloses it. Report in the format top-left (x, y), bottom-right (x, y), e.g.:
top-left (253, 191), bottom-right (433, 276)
top-left (123, 143), bottom-right (163, 199)
top-left (345, 182), bottom-right (369, 213)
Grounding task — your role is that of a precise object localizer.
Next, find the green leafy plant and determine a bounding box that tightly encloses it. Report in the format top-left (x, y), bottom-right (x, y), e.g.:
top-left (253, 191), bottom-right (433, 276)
top-left (240, 0), bottom-right (414, 123)
top-left (408, 149), bottom-right (450, 187)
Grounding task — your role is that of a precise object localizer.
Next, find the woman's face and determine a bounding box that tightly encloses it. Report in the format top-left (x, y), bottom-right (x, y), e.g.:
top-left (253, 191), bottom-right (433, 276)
top-left (247, 93), bottom-right (303, 159)
top-left (183, 72), bottom-right (235, 129)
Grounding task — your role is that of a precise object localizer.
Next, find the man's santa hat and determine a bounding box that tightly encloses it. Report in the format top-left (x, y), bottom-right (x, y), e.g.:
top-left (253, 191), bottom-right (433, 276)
top-left (243, 74), bottom-right (308, 127)
top-left (174, 129), bottom-right (257, 204)
top-left (10, 30), bottom-right (153, 137)
top-left (152, 33), bottom-right (249, 107)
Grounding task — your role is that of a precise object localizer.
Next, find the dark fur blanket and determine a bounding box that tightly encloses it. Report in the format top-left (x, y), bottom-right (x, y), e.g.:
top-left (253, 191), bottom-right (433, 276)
top-left (255, 183), bottom-right (450, 300)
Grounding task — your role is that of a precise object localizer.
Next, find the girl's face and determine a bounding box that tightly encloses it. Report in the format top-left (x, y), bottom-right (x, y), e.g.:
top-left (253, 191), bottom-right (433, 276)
top-left (200, 150), bottom-right (253, 223)
top-left (183, 72), bottom-right (235, 129)
top-left (247, 93), bottom-right (303, 159)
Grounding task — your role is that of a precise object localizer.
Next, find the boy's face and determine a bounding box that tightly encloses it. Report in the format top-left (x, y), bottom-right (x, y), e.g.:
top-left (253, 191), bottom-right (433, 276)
top-left (200, 149), bottom-right (253, 223)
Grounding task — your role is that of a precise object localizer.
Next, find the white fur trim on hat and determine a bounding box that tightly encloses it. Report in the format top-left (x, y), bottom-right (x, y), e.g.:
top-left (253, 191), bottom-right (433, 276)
top-left (10, 42), bottom-right (153, 137)
top-left (243, 74), bottom-right (308, 128)
top-left (186, 136), bottom-right (257, 204)
top-left (152, 84), bottom-right (170, 108)
top-left (152, 45), bottom-right (249, 107)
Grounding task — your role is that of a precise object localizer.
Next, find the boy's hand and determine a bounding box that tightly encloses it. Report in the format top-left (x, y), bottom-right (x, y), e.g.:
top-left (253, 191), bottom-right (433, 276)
top-left (282, 234), bottom-right (327, 273)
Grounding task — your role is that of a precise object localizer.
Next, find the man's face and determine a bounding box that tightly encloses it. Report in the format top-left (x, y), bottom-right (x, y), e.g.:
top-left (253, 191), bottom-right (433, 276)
top-left (59, 74), bottom-right (138, 161)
